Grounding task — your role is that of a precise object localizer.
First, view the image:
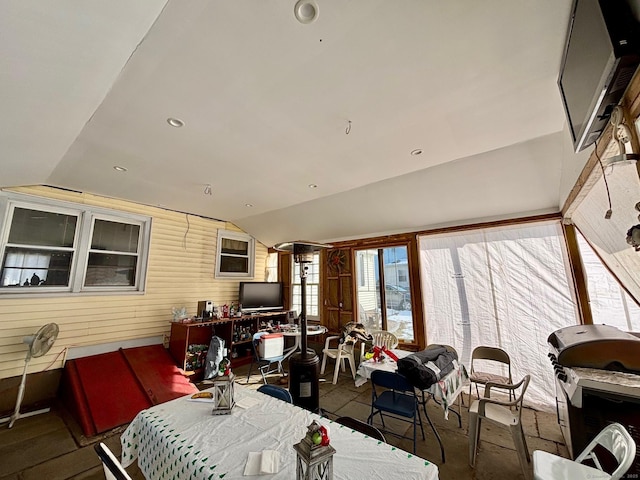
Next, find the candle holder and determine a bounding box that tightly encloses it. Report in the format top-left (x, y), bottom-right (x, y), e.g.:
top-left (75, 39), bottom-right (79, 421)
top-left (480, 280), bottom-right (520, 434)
top-left (294, 421), bottom-right (335, 480)
top-left (211, 372), bottom-right (235, 415)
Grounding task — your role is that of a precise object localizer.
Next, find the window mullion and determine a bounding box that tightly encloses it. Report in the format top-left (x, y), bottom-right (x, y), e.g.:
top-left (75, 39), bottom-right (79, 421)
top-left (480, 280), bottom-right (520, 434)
top-left (71, 212), bottom-right (91, 292)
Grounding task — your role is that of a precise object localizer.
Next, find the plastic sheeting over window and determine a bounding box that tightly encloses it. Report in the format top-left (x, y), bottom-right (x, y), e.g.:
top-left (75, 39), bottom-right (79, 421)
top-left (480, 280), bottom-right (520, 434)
top-left (575, 230), bottom-right (640, 331)
top-left (567, 161), bottom-right (640, 307)
top-left (418, 220), bottom-right (580, 409)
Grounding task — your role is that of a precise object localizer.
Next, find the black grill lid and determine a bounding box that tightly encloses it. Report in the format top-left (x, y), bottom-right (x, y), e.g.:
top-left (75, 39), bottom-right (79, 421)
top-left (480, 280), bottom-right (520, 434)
top-left (548, 324), bottom-right (640, 372)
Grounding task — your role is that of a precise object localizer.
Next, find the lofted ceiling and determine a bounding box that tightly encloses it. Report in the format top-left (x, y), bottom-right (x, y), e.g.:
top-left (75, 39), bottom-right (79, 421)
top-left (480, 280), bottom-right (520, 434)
top-left (1, 0), bottom-right (587, 247)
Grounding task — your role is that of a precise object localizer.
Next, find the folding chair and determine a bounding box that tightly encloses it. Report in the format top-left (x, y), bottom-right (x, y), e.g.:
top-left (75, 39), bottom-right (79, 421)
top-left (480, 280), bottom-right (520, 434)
top-left (246, 332), bottom-right (285, 384)
top-left (94, 442), bottom-right (132, 480)
top-left (533, 422), bottom-right (636, 480)
top-left (257, 384), bottom-right (293, 403)
top-left (367, 370), bottom-right (425, 454)
top-left (468, 346), bottom-right (513, 403)
top-left (336, 416), bottom-right (386, 443)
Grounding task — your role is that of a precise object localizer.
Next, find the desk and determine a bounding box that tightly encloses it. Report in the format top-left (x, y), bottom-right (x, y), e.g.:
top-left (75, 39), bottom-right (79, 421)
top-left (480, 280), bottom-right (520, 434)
top-left (281, 325), bottom-right (327, 360)
top-left (121, 383), bottom-right (439, 480)
top-left (355, 349), bottom-right (468, 463)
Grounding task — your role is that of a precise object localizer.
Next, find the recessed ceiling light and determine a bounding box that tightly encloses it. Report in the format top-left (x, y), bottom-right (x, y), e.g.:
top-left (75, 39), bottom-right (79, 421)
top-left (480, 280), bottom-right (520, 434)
top-left (294, 0), bottom-right (319, 24)
top-left (308, 184), bottom-right (318, 189)
top-left (245, 203), bottom-right (254, 208)
top-left (113, 166), bottom-right (127, 172)
top-left (411, 149), bottom-right (423, 156)
top-left (167, 117), bottom-right (184, 128)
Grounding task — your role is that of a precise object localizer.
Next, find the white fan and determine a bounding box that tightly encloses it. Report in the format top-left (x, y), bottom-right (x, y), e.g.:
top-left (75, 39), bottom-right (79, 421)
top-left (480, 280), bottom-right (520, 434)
top-left (1, 323), bottom-right (59, 428)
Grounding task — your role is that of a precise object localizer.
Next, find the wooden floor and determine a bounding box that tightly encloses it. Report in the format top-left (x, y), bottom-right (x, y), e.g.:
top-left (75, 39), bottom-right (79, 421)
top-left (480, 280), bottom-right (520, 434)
top-left (0, 357), bottom-right (568, 480)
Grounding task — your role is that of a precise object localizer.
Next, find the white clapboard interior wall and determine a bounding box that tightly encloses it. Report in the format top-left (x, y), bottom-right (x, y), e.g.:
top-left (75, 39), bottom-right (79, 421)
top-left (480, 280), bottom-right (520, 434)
top-left (0, 185), bottom-right (268, 379)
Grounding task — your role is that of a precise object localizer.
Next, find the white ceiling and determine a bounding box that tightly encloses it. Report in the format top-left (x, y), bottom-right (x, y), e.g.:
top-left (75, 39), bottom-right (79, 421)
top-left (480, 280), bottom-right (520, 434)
top-left (1, 0), bottom-right (585, 247)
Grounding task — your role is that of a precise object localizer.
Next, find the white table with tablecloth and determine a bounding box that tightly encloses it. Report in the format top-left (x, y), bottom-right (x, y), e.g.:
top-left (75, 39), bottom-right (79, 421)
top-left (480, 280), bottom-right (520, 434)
top-left (121, 382), bottom-right (439, 480)
top-left (355, 348), bottom-right (468, 463)
top-left (280, 325), bottom-right (327, 361)
top-left (355, 348), bottom-right (468, 420)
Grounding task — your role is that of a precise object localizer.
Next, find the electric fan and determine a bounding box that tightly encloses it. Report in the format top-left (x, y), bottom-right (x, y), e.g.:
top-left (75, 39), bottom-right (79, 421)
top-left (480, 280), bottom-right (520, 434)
top-left (1, 323), bottom-right (59, 428)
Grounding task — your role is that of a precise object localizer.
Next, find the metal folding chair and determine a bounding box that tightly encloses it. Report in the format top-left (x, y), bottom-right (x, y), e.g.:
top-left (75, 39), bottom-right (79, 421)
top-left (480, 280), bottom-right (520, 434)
top-left (257, 384), bottom-right (293, 403)
top-left (246, 332), bottom-right (285, 384)
top-left (367, 370), bottom-right (425, 454)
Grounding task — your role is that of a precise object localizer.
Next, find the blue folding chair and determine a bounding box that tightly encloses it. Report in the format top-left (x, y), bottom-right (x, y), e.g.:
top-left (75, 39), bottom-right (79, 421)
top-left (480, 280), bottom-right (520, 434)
top-left (246, 332), bottom-right (285, 384)
top-left (367, 370), bottom-right (425, 454)
top-left (257, 384), bottom-right (293, 404)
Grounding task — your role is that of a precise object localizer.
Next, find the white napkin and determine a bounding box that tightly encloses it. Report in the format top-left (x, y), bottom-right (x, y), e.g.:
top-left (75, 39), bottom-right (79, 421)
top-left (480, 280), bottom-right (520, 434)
top-left (260, 450), bottom-right (280, 474)
top-left (243, 450), bottom-right (280, 475)
top-left (236, 396), bottom-right (260, 409)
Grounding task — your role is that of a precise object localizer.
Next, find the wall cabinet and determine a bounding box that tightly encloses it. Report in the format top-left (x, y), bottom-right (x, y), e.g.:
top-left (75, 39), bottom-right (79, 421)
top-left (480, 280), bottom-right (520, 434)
top-left (169, 312), bottom-right (290, 380)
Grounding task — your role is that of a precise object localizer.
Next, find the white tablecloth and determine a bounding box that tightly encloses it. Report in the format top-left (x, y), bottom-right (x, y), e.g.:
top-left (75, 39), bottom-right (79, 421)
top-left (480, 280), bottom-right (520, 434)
top-left (121, 383), bottom-right (439, 480)
top-left (355, 349), bottom-right (468, 420)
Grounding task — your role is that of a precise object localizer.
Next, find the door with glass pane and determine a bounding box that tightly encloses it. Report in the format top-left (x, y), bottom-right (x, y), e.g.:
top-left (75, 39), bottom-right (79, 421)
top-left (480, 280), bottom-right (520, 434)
top-left (355, 246), bottom-right (414, 342)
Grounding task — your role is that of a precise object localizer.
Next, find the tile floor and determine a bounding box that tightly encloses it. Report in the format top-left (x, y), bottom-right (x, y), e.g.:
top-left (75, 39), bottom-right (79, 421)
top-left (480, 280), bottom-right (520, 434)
top-left (0, 356), bottom-right (568, 480)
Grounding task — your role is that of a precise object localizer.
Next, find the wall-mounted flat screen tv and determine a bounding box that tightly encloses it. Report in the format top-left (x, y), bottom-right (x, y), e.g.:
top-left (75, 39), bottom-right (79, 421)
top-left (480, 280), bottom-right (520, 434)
top-left (239, 282), bottom-right (284, 313)
top-left (558, 0), bottom-right (640, 153)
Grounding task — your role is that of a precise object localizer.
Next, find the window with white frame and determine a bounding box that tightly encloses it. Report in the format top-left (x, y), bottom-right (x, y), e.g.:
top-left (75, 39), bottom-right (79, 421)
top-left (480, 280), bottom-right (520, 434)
top-left (0, 192), bottom-right (151, 294)
top-left (292, 252), bottom-right (320, 319)
top-left (215, 230), bottom-right (255, 278)
top-left (265, 252), bottom-right (278, 282)
top-left (84, 217), bottom-right (142, 287)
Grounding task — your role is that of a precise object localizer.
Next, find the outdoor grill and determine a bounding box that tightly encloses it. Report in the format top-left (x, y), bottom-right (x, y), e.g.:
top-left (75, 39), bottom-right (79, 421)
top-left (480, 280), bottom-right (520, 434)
top-left (547, 324), bottom-right (640, 474)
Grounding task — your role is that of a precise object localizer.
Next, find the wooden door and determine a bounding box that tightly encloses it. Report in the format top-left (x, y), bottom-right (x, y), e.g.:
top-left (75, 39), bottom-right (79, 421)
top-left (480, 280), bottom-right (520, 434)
top-left (322, 248), bottom-right (354, 334)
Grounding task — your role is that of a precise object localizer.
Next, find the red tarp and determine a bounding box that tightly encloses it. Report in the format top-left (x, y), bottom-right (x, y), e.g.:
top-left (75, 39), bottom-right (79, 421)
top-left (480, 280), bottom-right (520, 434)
top-left (120, 344), bottom-right (197, 405)
top-left (62, 345), bottom-right (197, 436)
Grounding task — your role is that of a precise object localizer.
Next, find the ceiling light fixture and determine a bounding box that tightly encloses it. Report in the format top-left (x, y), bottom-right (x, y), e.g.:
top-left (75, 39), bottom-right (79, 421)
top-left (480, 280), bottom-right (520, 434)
top-left (411, 149), bottom-right (423, 156)
top-left (113, 166), bottom-right (127, 172)
top-left (204, 184), bottom-right (212, 195)
top-left (245, 203), bottom-right (253, 208)
top-left (308, 184), bottom-right (318, 189)
top-left (294, 0), bottom-right (319, 24)
top-left (167, 117), bottom-right (185, 128)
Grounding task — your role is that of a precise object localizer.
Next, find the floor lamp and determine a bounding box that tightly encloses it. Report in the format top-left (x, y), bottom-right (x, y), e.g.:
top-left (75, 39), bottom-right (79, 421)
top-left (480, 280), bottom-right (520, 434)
top-left (274, 241), bottom-right (331, 412)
